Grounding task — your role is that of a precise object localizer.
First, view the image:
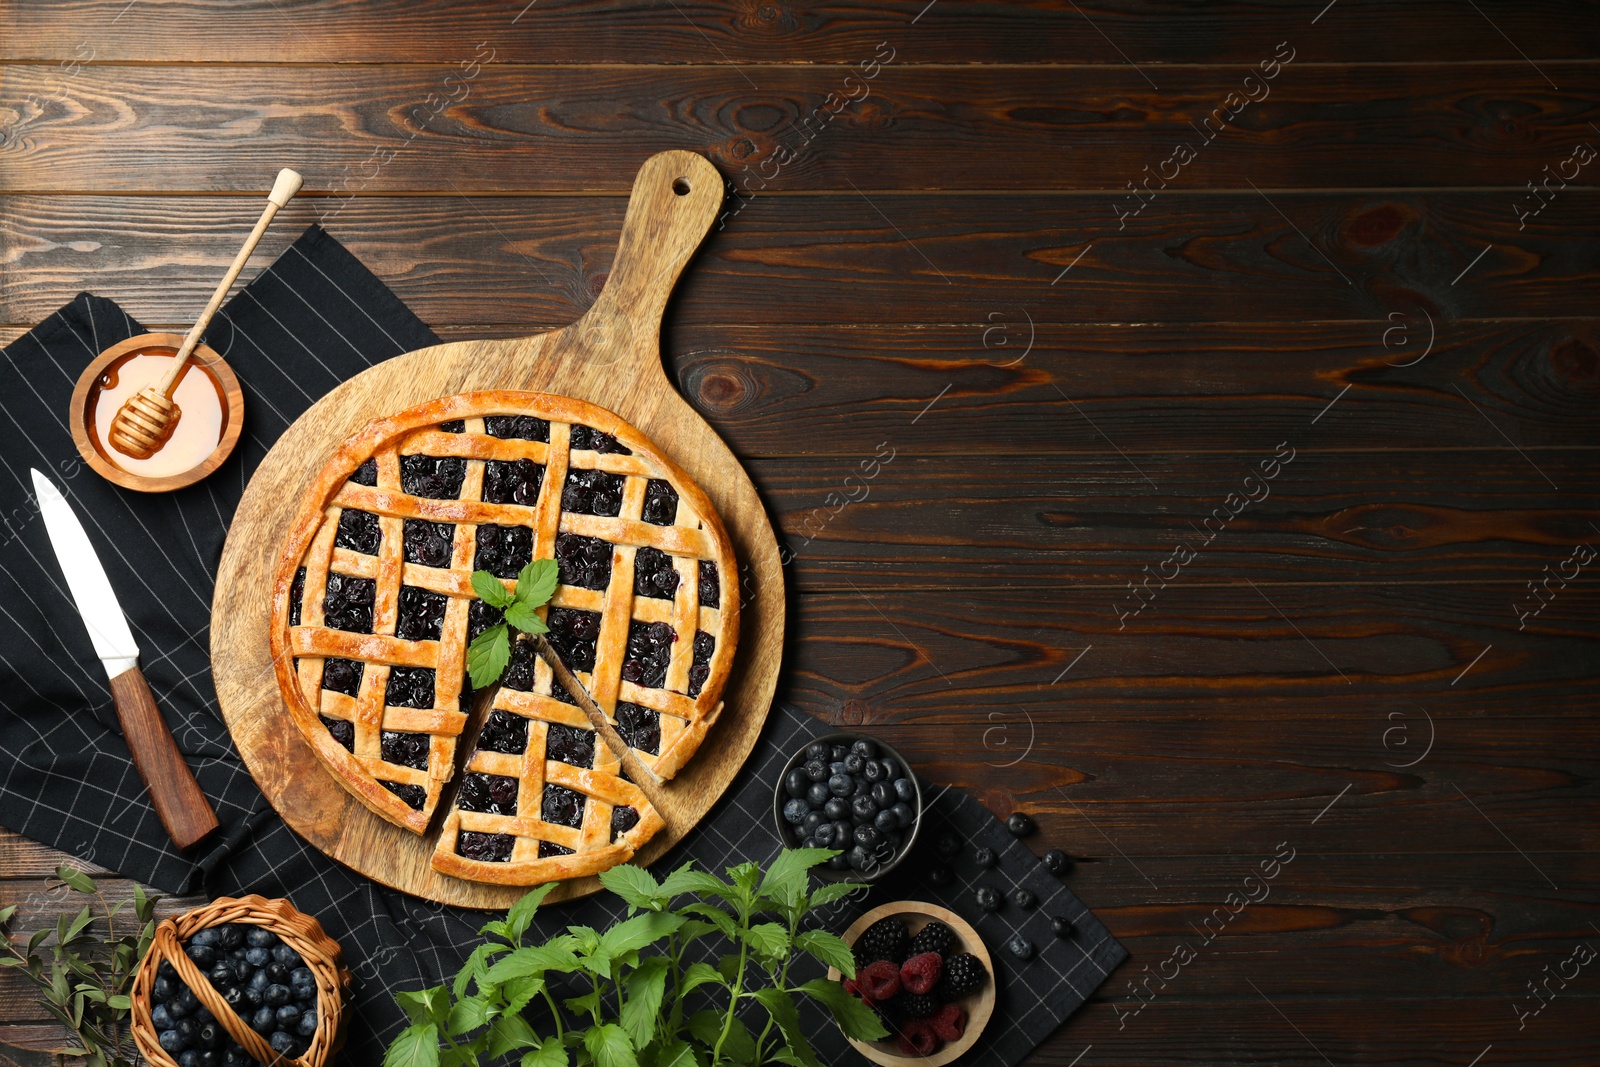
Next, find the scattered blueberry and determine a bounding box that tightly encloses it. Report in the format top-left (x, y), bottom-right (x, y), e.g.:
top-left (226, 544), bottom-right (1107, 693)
top-left (1006, 934), bottom-right (1035, 960)
top-left (935, 832), bottom-right (963, 860)
top-left (1050, 915), bottom-right (1076, 938)
top-left (975, 885), bottom-right (1001, 911)
top-left (1006, 811), bottom-right (1036, 837)
top-left (1044, 848), bottom-right (1072, 875)
top-left (927, 864), bottom-right (954, 887)
top-left (973, 846), bottom-right (998, 868)
top-left (1012, 888), bottom-right (1036, 910)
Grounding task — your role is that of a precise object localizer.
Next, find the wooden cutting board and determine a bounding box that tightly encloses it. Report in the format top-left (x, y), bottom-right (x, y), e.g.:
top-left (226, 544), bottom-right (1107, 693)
top-left (210, 151), bottom-right (785, 909)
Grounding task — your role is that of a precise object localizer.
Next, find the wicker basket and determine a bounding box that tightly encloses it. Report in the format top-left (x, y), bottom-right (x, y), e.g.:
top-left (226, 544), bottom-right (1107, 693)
top-left (129, 895), bottom-right (351, 1067)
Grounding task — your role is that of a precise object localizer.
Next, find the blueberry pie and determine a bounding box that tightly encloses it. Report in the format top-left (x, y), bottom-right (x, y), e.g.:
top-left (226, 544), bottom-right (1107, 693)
top-left (272, 391), bottom-right (739, 882)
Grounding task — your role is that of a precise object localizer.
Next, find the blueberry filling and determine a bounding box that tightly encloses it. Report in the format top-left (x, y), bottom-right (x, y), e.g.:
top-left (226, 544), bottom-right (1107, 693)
top-left (547, 723), bottom-right (596, 768)
top-left (319, 715), bottom-right (354, 751)
top-left (554, 532), bottom-right (613, 591)
top-left (386, 666), bottom-right (436, 709)
top-left (634, 546), bottom-right (680, 600)
top-left (561, 468), bottom-right (624, 517)
top-left (381, 730), bottom-right (430, 770)
top-left (485, 415), bottom-right (550, 442)
top-left (611, 806), bottom-right (640, 841)
top-left (501, 638), bottom-right (540, 691)
top-left (400, 454), bottom-right (467, 499)
top-left (699, 560), bottom-right (720, 609)
top-left (468, 600), bottom-right (503, 644)
top-left (615, 702), bottom-right (661, 755)
top-left (538, 841), bottom-right (574, 859)
top-left (688, 631), bottom-right (715, 698)
top-left (542, 783), bottom-right (586, 828)
top-left (381, 780), bottom-right (426, 810)
top-left (569, 426), bottom-right (630, 454)
top-left (334, 508), bottom-right (381, 554)
top-left (349, 459), bottom-right (378, 487)
top-left (482, 459), bottom-right (544, 506)
top-left (321, 574), bottom-right (375, 633)
top-left (289, 567), bottom-right (306, 626)
top-left (321, 656), bottom-right (363, 696)
top-left (475, 524), bottom-right (533, 579)
top-left (622, 621), bottom-right (675, 689)
top-left (547, 608), bottom-right (602, 672)
top-left (641, 479), bottom-right (679, 526)
top-left (403, 518), bottom-right (455, 567)
top-left (438, 419), bottom-right (466, 433)
top-left (477, 709), bottom-right (527, 755)
top-left (459, 772), bottom-right (519, 816)
top-left (396, 585), bottom-right (449, 641)
top-left (458, 831), bottom-right (514, 862)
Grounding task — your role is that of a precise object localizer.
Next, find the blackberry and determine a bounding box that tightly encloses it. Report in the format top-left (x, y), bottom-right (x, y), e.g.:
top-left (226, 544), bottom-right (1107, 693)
top-left (641, 479), bottom-right (679, 525)
top-left (621, 620), bottom-right (675, 688)
top-left (402, 518), bottom-right (454, 567)
top-left (334, 508), bottom-right (381, 554)
top-left (386, 667), bottom-right (436, 709)
top-left (399, 454), bottom-right (466, 499)
top-left (381, 731), bottom-right (429, 770)
top-left (615, 702), bottom-right (661, 754)
top-left (562, 468), bottom-right (624, 516)
top-left (699, 560), bottom-right (720, 608)
top-left (349, 459), bottom-right (378, 486)
top-left (688, 631), bottom-right (714, 697)
top-left (475, 524), bottom-right (533, 579)
top-left (908, 920), bottom-right (956, 958)
top-left (482, 458), bottom-right (544, 506)
top-left (852, 917), bottom-right (910, 968)
top-left (395, 585), bottom-right (448, 641)
top-left (893, 991), bottom-right (939, 1020)
top-left (321, 573), bottom-right (374, 633)
top-left (633, 546), bottom-right (681, 600)
top-left (321, 657), bottom-right (363, 696)
top-left (380, 780), bottom-right (426, 810)
top-left (569, 425), bottom-right (629, 454)
top-left (938, 953), bottom-right (988, 999)
top-left (485, 415), bottom-right (549, 442)
top-left (318, 715), bottom-right (354, 751)
top-left (459, 772), bottom-right (519, 815)
top-left (546, 723), bottom-right (596, 767)
top-left (457, 831), bottom-right (513, 862)
top-left (554, 532), bottom-right (613, 590)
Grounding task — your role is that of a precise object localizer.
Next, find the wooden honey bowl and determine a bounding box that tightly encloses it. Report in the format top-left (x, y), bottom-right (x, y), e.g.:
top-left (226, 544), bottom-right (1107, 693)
top-left (71, 332), bottom-right (245, 493)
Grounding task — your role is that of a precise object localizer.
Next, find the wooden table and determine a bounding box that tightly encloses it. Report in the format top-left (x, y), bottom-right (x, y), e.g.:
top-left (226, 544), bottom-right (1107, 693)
top-left (2, 2), bottom-right (1596, 1063)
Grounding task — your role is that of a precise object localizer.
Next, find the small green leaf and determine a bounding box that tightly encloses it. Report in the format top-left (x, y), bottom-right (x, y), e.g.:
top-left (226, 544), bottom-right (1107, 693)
top-left (445, 995), bottom-right (495, 1037)
top-left (395, 986), bottom-right (451, 1027)
top-left (467, 624), bottom-right (511, 688)
top-left (471, 570), bottom-right (517, 609)
top-left (652, 1038), bottom-right (702, 1067)
top-left (678, 903), bottom-right (737, 940)
top-left (452, 943), bottom-right (495, 999)
top-left (106, 994), bottom-right (130, 1011)
top-left (798, 978), bottom-right (889, 1041)
top-left (485, 1013), bottom-right (540, 1058)
top-left (808, 881), bottom-right (867, 908)
top-left (597, 910), bottom-right (684, 959)
top-left (501, 974), bottom-right (545, 1016)
top-left (385, 1023), bottom-right (441, 1067)
top-left (504, 601), bottom-right (549, 634)
top-left (484, 941), bottom-right (581, 985)
top-left (598, 864), bottom-right (666, 912)
top-left (584, 1024), bottom-right (638, 1067)
top-left (658, 864), bottom-right (730, 901)
top-left (685, 1010), bottom-right (724, 1048)
top-left (620, 956), bottom-right (669, 1047)
top-left (522, 1041), bottom-right (570, 1067)
top-left (793, 930), bottom-right (855, 976)
top-left (750, 988), bottom-right (820, 1067)
top-left (742, 922), bottom-right (790, 960)
top-left (0, 904), bottom-right (17, 924)
top-left (515, 558), bottom-right (560, 609)
top-left (56, 866), bottom-right (97, 894)
top-left (679, 961), bottom-right (725, 996)
top-left (565, 989), bottom-right (602, 1018)
top-left (507, 883), bottom-right (557, 942)
top-left (757, 849), bottom-right (832, 908)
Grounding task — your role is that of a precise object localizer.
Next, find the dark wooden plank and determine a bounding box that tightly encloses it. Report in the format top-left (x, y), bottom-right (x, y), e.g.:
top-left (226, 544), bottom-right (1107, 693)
top-left (3, 0), bottom-right (1597, 65)
top-left (2, 192), bottom-right (1595, 327)
top-left (785, 583), bottom-right (1597, 726)
top-left (5, 63), bottom-right (1598, 192)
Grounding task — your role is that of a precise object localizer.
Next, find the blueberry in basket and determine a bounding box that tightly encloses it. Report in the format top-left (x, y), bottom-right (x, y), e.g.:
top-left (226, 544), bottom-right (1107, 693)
top-left (773, 732), bottom-right (921, 879)
top-left (150, 924), bottom-right (319, 1064)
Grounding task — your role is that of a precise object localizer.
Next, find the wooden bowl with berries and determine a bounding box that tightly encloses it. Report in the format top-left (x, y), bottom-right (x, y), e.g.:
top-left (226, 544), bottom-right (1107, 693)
top-left (826, 901), bottom-right (995, 1066)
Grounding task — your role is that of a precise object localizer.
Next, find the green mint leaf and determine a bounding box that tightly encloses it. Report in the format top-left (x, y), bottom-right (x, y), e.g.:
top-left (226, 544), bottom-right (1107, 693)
top-left (471, 570), bottom-right (517, 609)
top-left (807, 881), bottom-right (868, 909)
top-left (584, 1024), bottom-right (638, 1067)
top-left (750, 988), bottom-right (820, 1067)
top-left (383, 1023), bottom-right (441, 1067)
top-left (798, 978), bottom-right (889, 1042)
top-left (741, 922), bottom-right (790, 960)
top-left (395, 987), bottom-right (451, 1028)
top-left (467, 625), bottom-right (510, 689)
top-left (793, 930), bottom-right (855, 976)
top-left (658, 863), bottom-right (730, 901)
top-left (597, 911), bottom-right (685, 959)
top-left (652, 1038), bottom-right (703, 1067)
top-left (678, 961), bottom-right (725, 996)
top-left (515, 558), bottom-right (560, 609)
top-left (503, 601), bottom-right (548, 634)
top-left (485, 1013), bottom-right (539, 1058)
top-left (507, 884), bottom-right (557, 943)
top-left (501, 974), bottom-right (546, 1017)
top-left (445, 996), bottom-right (495, 1038)
top-left (619, 956), bottom-right (670, 1047)
top-left (597, 864), bottom-right (666, 912)
top-left (56, 867), bottom-right (96, 894)
top-left (758, 848), bottom-right (832, 909)
top-left (521, 1042), bottom-right (570, 1067)
top-left (484, 942), bottom-right (581, 985)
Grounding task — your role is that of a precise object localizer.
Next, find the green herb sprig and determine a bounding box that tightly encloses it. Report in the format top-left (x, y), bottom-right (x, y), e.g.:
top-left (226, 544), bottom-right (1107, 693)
top-left (0, 865), bottom-right (158, 1066)
top-left (384, 848), bottom-right (885, 1067)
top-left (468, 558), bottom-right (559, 689)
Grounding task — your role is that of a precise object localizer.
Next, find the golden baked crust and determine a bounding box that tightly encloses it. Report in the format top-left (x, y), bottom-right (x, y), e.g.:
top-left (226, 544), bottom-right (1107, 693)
top-left (270, 390), bottom-right (739, 881)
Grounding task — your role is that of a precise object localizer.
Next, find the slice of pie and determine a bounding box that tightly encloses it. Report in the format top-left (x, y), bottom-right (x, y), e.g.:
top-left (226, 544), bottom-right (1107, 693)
top-left (271, 390), bottom-right (739, 882)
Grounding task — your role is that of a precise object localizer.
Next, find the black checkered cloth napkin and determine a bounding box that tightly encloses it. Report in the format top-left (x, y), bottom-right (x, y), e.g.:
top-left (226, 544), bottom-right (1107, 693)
top-left (0, 228), bottom-right (1122, 1062)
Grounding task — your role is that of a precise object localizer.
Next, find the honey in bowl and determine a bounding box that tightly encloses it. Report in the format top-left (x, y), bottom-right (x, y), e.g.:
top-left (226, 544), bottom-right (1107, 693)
top-left (88, 346), bottom-right (228, 478)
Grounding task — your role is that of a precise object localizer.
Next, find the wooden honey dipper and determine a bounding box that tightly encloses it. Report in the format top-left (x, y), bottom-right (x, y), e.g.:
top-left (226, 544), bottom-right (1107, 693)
top-left (108, 168), bottom-right (302, 459)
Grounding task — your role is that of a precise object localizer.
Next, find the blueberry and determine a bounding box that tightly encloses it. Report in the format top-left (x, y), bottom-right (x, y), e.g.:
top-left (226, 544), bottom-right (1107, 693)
top-left (783, 798), bottom-right (810, 825)
top-left (196, 1006), bottom-right (214, 1026)
top-left (814, 822), bottom-right (836, 846)
top-left (935, 832), bottom-right (963, 859)
top-left (802, 811), bottom-right (826, 835)
top-left (891, 802), bottom-right (916, 829)
top-left (880, 758), bottom-right (900, 780)
top-left (200, 1052), bottom-right (221, 1067)
top-left (249, 969), bottom-right (271, 992)
top-left (159, 1028), bottom-right (185, 1054)
top-left (175, 987), bottom-right (199, 1014)
top-left (292, 980), bottom-right (317, 1002)
top-left (807, 782), bottom-right (831, 807)
top-left (153, 975), bottom-right (175, 1001)
top-left (277, 1004), bottom-right (301, 1027)
top-left (831, 744), bottom-right (849, 760)
top-left (175, 1018), bottom-right (199, 1045)
top-left (1012, 888), bottom-right (1036, 910)
top-left (975, 885), bottom-right (1001, 911)
top-left (870, 781), bottom-right (895, 808)
top-left (251, 1006), bottom-right (276, 1034)
top-left (167, 994), bottom-right (192, 1020)
top-left (1007, 811), bottom-right (1036, 837)
top-left (846, 845), bottom-right (872, 871)
top-left (1051, 915), bottom-right (1076, 938)
top-left (289, 967), bottom-right (314, 986)
top-left (804, 759), bottom-right (829, 783)
top-left (218, 924), bottom-right (243, 950)
top-left (853, 825), bottom-right (883, 851)
top-left (874, 809), bottom-right (899, 833)
top-left (245, 946), bottom-right (271, 967)
top-left (209, 962), bottom-right (234, 987)
top-left (851, 738), bottom-right (879, 759)
top-left (266, 984), bottom-right (291, 1007)
top-left (1044, 849), bottom-right (1072, 875)
top-left (1007, 934), bottom-right (1035, 960)
top-left (223, 986), bottom-right (248, 1011)
top-left (191, 928), bottom-right (219, 948)
top-left (800, 834), bottom-right (819, 849)
top-left (851, 794), bottom-right (878, 824)
top-left (832, 819), bottom-right (853, 845)
top-left (269, 1031), bottom-right (297, 1055)
top-left (824, 797), bottom-right (850, 821)
top-left (179, 1050), bottom-right (202, 1067)
top-left (862, 760), bottom-right (885, 783)
top-left (894, 778), bottom-right (916, 803)
top-left (974, 847), bottom-right (998, 868)
top-left (828, 852), bottom-right (851, 870)
top-left (267, 962), bottom-right (290, 983)
top-left (806, 741), bottom-right (830, 761)
top-left (844, 753), bottom-right (864, 773)
top-left (245, 986), bottom-right (265, 1008)
top-left (224, 1048), bottom-right (252, 1067)
top-left (785, 769), bottom-right (809, 798)
top-left (928, 864), bottom-right (954, 887)
top-left (198, 1021), bottom-right (224, 1050)
top-left (272, 943), bottom-right (300, 966)
top-left (151, 1004), bottom-right (174, 1029)
top-left (852, 776), bottom-right (873, 797)
top-left (246, 928), bottom-right (277, 948)
top-left (297, 1008), bottom-right (319, 1037)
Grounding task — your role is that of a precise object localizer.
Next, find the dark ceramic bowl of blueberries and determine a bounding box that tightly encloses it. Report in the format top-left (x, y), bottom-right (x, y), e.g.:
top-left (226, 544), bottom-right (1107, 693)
top-left (774, 732), bottom-right (922, 880)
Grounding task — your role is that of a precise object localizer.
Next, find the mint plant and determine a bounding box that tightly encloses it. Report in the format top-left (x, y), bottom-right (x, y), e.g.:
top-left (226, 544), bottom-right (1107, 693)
top-left (384, 849), bottom-right (885, 1067)
top-left (467, 559), bottom-right (559, 689)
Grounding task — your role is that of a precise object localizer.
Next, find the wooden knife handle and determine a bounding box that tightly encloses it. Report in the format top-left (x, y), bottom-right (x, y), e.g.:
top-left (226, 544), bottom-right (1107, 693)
top-left (107, 667), bottom-right (220, 849)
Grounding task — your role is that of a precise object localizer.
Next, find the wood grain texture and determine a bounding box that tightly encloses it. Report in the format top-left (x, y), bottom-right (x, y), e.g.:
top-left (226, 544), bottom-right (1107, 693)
top-left (3, 192), bottom-right (1596, 327)
top-left (211, 151), bottom-right (786, 908)
top-left (4, 63), bottom-right (1598, 193)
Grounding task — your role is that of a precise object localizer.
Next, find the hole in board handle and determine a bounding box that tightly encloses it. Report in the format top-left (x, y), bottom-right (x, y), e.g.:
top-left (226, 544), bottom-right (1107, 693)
top-left (672, 177), bottom-right (692, 196)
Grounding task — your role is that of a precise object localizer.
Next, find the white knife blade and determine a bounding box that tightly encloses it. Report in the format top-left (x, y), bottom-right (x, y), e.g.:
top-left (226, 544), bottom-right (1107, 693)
top-left (30, 469), bottom-right (140, 679)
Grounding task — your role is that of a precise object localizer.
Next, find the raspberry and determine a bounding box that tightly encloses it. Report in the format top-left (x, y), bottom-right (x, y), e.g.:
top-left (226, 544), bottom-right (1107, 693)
top-left (896, 1019), bottom-right (939, 1056)
top-left (930, 1001), bottom-right (967, 1042)
top-left (900, 952), bottom-right (942, 996)
top-left (857, 960), bottom-right (901, 1002)
top-left (853, 917), bottom-right (909, 968)
top-left (842, 977), bottom-right (860, 997)
top-left (908, 920), bottom-right (955, 958)
top-left (938, 953), bottom-right (988, 1000)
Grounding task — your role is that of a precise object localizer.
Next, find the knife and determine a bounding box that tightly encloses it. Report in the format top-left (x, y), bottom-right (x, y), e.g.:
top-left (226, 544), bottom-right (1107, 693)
top-left (30, 469), bottom-right (219, 850)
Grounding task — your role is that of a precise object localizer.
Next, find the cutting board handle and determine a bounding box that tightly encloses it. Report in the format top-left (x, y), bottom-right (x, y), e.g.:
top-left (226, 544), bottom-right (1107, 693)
top-left (577, 151), bottom-right (725, 369)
